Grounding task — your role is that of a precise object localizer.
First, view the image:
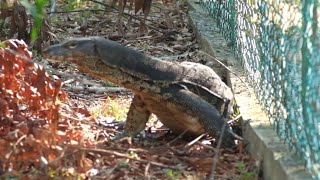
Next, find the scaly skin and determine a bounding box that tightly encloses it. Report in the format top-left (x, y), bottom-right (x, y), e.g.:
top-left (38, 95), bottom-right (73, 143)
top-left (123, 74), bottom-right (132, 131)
top-left (43, 36), bottom-right (241, 147)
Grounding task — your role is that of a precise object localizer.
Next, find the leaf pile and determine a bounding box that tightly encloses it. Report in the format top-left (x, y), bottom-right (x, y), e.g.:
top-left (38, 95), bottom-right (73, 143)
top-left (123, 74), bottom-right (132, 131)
top-left (0, 39), bottom-right (69, 176)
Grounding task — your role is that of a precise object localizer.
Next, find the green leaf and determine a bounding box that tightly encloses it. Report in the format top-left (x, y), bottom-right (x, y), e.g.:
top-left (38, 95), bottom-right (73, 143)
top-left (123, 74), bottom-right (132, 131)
top-left (20, 0), bottom-right (49, 41)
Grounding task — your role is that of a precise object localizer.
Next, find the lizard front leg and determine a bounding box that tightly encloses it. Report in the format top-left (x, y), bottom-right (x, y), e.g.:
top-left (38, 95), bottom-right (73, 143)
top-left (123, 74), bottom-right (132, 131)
top-left (114, 95), bottom-right (151, 139)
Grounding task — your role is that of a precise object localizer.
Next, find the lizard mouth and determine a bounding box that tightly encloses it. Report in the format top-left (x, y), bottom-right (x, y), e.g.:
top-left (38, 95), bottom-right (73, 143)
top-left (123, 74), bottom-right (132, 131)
top-left (42, 45), bottom-right (88, 62)
top-left (43, 54), bottom-right (84, 62)
top-left (42, 47), bottom-right (101, 63)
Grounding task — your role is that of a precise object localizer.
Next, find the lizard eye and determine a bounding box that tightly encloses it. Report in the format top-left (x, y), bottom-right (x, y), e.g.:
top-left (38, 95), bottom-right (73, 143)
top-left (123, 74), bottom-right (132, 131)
top-left (67, 41), bottom-right (78, 49)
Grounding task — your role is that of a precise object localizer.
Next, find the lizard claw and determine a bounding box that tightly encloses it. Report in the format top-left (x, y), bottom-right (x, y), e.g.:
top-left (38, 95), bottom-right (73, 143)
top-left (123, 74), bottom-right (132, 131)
top-left (111, 132), bottom-right (133, 144)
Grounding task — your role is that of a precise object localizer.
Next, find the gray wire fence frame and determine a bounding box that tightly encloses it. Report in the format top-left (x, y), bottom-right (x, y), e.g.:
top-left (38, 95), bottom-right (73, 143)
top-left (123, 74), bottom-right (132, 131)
top-left (199, 0), bottom-right (320, 178)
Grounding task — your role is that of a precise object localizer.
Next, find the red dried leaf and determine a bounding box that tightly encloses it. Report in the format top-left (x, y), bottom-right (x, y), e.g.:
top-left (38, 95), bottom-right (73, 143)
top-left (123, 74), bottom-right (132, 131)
top-left (71, 107), bottom-right (91, 117)
top-left (0, 98), bottom-right (9, 116)
top-left (5, 39), bottom-right (32, 58)
top-left (0, 39), bottom-right (67, 123)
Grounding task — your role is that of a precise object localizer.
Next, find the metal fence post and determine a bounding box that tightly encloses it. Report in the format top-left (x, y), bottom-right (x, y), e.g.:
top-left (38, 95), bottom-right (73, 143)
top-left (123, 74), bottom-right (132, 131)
top-left (301, 0), bottom-right (320, 178)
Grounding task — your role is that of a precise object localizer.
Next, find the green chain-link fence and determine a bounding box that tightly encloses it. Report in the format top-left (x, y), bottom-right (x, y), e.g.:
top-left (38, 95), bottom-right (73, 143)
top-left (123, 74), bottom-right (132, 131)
top-left (199, 0), bottom-right (320, 178)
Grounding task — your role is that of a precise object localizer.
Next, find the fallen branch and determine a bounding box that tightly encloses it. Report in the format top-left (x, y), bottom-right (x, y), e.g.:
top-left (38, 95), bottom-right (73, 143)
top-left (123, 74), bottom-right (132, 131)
top-left (199, 51), bottom-right (254, 96)
top-left (89, 0), bottom-right (164, 33)
top-left (78, 147), bottom-right (181, 170)
top-left (58, 112), bottom-right (120, 133)
top-left (48, 8), bottom-right (110, 14)
top-left (185, 133), bottom-right (206, 148)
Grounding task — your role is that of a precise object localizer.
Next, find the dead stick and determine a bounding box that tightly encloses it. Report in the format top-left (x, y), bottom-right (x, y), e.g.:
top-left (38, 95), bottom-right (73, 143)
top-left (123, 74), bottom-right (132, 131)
top-left (79, 147), bottom-right (181, 170)
top-left (185, 133), bottom-right (206, 148)
top-left (199, 51), bottom-right (254, 96)
top-left (89, 0), bottom-right (164, 33)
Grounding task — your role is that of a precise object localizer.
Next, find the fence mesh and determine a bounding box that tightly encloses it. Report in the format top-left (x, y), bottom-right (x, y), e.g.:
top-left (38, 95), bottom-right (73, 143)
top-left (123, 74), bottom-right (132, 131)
top-left (199, 0), bottom-right (320, 178)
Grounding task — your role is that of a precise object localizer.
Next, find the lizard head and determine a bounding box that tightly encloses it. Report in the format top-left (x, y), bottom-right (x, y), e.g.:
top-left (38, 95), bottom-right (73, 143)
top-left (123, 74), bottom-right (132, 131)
top-left (43, 37), bottom-right (99, 62)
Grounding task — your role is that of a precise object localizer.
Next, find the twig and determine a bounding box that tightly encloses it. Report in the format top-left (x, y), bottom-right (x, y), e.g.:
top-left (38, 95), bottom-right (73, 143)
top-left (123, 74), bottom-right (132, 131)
top-left (78, 147), bottom-right (181, 169)
top-left (185, 133), bottom-right (206, 147)
top-left (5, 134), bottom-right (27, 164)
top-left (195, 141), bottom-right (216, 150)
top-left (208, 122), bottom-right (228, 180)
top-left (48, 0), bottom-right (165, 34)
top-left (227, 114), bottom-right (242, 124)
top-left (199, 51), bottom-right (254, 96)
top-left (58, 113), bottom-right (119, 133)
top-left (48, 8), bottom-right (110, 14)
top-left (48, 148), bottom-right (70, 165)
top-left (89, 0), bottom-right (165, 33)
top-left (144, 163), bottom-right (150, 177)
top-left (167, 129), bottom-right (189, 146)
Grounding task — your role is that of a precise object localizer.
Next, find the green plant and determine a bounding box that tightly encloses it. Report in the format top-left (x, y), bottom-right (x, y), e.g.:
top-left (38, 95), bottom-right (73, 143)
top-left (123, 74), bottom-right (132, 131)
top-left (66, 0), bottom-right (87, 9)
top-left (20, 0), bottom-right (49, 41)
top-left (116, 159), bottom-right (130, 169)
top-left (103, 81), bottom-right (118, 87)
top-left (89, 97), bottom-right (128, 121)
top-left (236, 162), bottom-right (256, 180)
top-left (164, 169), bottom-right (181, 180)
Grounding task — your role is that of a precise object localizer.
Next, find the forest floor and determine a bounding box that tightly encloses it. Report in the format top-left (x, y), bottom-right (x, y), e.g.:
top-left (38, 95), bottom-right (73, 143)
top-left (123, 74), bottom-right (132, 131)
top-left (1, 0), bottom-right (261, 179)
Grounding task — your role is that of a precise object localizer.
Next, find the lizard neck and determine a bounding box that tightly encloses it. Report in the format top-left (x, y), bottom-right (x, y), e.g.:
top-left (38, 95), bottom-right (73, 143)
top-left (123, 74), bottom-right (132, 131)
top-left (74, 57), bottom-right (163, 94)
top-left (94, 38), bottom-right (181, 81)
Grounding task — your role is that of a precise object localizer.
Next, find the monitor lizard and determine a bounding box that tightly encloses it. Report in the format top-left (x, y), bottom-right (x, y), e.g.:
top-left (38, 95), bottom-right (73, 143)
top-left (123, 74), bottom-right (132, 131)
top-left (43, 37), bottom-right (242, 147)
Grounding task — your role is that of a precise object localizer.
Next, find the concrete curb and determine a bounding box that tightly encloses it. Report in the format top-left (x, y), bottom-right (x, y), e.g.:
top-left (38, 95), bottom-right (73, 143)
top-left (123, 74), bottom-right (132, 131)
top-left (187, 0), bottom-right (313, 179)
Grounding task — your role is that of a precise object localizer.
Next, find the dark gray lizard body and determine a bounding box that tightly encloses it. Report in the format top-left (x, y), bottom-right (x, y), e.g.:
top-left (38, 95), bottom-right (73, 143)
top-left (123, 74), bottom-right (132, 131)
top-left (43, 36), bottom-right (241, 147)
